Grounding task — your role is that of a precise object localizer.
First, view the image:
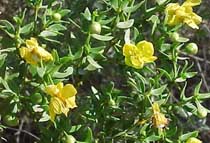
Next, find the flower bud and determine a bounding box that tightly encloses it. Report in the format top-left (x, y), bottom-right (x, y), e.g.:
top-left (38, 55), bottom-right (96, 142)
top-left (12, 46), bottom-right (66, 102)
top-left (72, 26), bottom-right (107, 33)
top-left (3, 115), bottom-right (19, 127)
top-left (53, 13), bottom-right (62, 21)
top-left (64, 135), bottom-right (76, 143)
top-left (31, 93), bottom-right (42, 104)
top-left (186, 137), bottom-right (202, 143)
top-left (90, 22), bottom-right (101, 34)
top-left (196, 101), bottom-right (208, 118)
top-left (185, 43), bottom-right (198, 55)
top-left (109, 98), bottom-right (116, 107)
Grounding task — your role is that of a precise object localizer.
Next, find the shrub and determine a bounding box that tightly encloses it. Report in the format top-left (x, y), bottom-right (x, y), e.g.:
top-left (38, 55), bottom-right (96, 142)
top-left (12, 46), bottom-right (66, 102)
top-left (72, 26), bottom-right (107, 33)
top-left (0, 0), bottom-right (208, 142)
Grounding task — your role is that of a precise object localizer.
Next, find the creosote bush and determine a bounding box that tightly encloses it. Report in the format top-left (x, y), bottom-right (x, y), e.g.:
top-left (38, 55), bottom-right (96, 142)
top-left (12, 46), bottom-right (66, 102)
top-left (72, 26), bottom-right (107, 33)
top-left (0, 0), bottom-right (209, 143)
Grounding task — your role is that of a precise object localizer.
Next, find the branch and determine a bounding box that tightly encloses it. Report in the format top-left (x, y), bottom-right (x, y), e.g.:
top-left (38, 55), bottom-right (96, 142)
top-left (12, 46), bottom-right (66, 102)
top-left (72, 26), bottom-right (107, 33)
top-left (5, 126), bottom-right (40, 141)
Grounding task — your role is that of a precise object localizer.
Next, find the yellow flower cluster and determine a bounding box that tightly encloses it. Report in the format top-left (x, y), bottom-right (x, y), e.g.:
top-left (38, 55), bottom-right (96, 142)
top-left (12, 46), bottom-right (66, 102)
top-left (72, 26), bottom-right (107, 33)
top-left (19, 37), bottom-right (53, 65)
top-left (123, 40), bottom-right (157, 69)
top-left (152, 102), bottom-right (168, 128)
top-left (45, 82), bottom-right (77, 121)
top-left (165, 0), bottom-right (202, 29)
top-left (186, 137), bottom-right (202, 143)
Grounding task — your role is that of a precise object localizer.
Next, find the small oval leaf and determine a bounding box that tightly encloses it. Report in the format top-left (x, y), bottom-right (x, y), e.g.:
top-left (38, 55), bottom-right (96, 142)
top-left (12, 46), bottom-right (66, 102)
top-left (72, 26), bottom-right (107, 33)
top-left (117, 19), bottom-right (134, 29)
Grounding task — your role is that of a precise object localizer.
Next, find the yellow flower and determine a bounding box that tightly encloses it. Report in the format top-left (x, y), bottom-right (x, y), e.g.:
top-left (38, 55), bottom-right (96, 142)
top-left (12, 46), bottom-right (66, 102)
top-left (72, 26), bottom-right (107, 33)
top-left (165, 3), bottom-right (183, 26)
top-left (19, 37), bottom-right (53, 65)
top-left (45, 82), bottom-right (77, 121)
top-left (186, 137), bottom-right (202, 143)
top-left (122, 40), bottom-right (157, 69)
top-left (152, 102), bottom-right (168, 128)
top-left (183, 0), bottom-right (201, 7)
top-left (165, 0), bottom-right (202, 29)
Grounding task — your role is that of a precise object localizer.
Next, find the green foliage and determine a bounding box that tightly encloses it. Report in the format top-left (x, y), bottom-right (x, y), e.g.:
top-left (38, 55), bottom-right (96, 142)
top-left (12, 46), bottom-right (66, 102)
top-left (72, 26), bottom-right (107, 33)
top-left (0, 0), bottom-right (208, 142)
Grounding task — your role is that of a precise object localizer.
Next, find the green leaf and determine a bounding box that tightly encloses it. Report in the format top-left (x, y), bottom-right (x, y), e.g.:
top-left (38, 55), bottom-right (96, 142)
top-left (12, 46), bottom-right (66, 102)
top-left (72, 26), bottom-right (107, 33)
top-left (147, 15), bottom-right (160, 34)
top-left (110, 0), bottom-right (119, 11)
top-left (124, 0), bottom-right (145, 13)
top-left (158, 68), bottom-right (172, 81)
top-left (89, 46), bottom-right (105, 54)
top-left (73, 46), bottom-right (84, 60)
top-left (84, 127), bottom-right (93, 143)
top-left (39, 112), bottom-right (50, 122)
top-left (100, 17), bottom-right (115, 25)
top-left (47, 24), bottom-right (67, 32)
top-left (0, 47), bottom-right (16, 53)
top-left (20, 22), bottom-right (34, 34)
top-left (116, 19), bottom-right (134, 29)
top-left (59, 9), bottom-right (71, 17)
top-left (0, 20), bottom-right (15, 33)
top-left (180, 82), bottom-right (187, 100)
top-left (160, 43), bottom-right (171, 52)
top-left (0, 77), bottom-right (10, 90)
top-left (91, 34), bottom-right (113, 41)
top-left (53, 67), bottom-right (73, 78)
top-left (0, 20), bottom-right (15, 37)
top-left (194, 80), bottom-right (202, 96)
top-left (183, 72), bottom-right (197, 78)
top-left (82, 8), bottom-right (91, 21)
top-left (85, 56), bottom-right (102, 71)
top-left (39, 30), bottom-right (57, 37)
top-left (156, 0), bottom-right (167, 5)
top-left (175, 77), bottom-right (186, 82)
top-left (69, 125), bottom-right (82, 133)
top-left (175, 71), bottom-right (197, 82)
top-left (144, 135), bottom-right (161, 142)
top-left (52, 49), bottom-right (60, 63)
top-left (151, 84), bottom-right (167, 96)
top-left (139, 123), bottom-right (149, 135)
top-left (0, 53), bottom-right (7, 68)
top-left (179, 131), bottom-right (198, 141)
top-left (176, 37), bottom-right (189, 43)
top-left (41, 37), bottom-right (61, 44)
top-left (36, 67), bottom-right (46, 78)
top-left (85, 64), bottom-right (97, 71)
top-left (133, 72), bottom-right (146, 92)
top-left (184, 103), bottom-right (197, 113)
top-left (132, 27), bottom-right (139, 41)
top-left (197, 93), bottom-right (210, 100)
top-left (147, 15), bottom-right (160, 24)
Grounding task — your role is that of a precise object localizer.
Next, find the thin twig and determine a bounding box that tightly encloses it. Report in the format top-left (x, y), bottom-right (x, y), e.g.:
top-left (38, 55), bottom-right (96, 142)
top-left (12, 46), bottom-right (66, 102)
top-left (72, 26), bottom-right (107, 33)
top-left (180, 52), bottom-right (210, 64)
top-left (5, 126), bottom-right (40, 141)
top-left (195, 59), bottom-right (210, 92)
top-left (15, 119), bottom-right (24, 143)
top-left (202, 42), bottom-right (208, 82)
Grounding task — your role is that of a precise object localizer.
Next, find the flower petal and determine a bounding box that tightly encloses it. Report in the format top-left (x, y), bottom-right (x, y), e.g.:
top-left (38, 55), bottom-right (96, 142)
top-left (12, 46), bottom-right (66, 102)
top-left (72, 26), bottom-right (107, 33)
top-left (36, 46), bottom-right (53, 61)
top-left (152, 102), bottom-right (160, 113)
top-left (136, 41), bottom-right (154, 57)
top-left (152, 112), bottom-right (168, 128)
top-left (66, 96), bottom-right (77, 109)
top-left (61, 84), bottom-right (77, 99)
top-left (26, 37), bottom-right (38, 50)
top-left (50, 97), bottom-right (65, 114)
top-left (56, 82), bottom-right (64, 92)
top-left (143, 56), bottom-right (157, 63)
top-left (125, 57), bottom-right (132, 67)
top-left (45, 85), bottom-right (59, 96)
top-left (130, 56), bottom-right (144, 69)
top-left (19, 47), bottom-right (38, 65)
top-left (123, 43), bottom-right (137, 57)
top-left (183, 0), bottom-right (201, 7)
top-left (184, 18), bottom-right (200, 29)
